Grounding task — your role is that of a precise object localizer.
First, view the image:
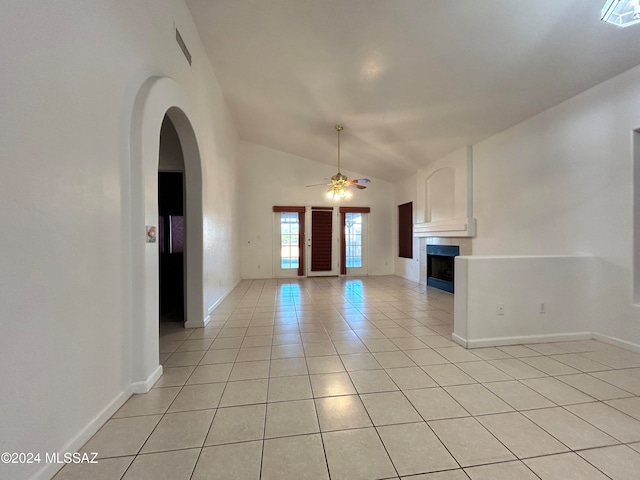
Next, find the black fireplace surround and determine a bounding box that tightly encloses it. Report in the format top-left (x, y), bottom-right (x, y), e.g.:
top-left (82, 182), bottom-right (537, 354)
top-left (426, 245), bottom-right (459, 293)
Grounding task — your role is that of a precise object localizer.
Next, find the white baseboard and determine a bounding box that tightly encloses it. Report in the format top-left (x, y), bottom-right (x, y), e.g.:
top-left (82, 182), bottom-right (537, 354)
top-left (34, 386), bottom-right (133, 480)
top-left (451, 333), bottom-right (467, 348)
top-left (454, 330), bottom-right (640, 354)
top-left (185, 318), bottom-right (206, 329)
top-left (131, 364), bottom-right (163, 394)
top-left (458, 331), bottom-right (593, 349)
top-left (393, 272), bottom-right (420, 283)
top-left (206, 279), bottom-right (242, 315)
top-left (183, 280), bottom-right (242, 329)
top-left (592, 332), bottom-right (640, 353)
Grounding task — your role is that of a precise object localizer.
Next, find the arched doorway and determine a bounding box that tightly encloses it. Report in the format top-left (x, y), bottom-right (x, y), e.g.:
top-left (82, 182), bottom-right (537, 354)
top-left (129, 77), bottom-right (204, 392)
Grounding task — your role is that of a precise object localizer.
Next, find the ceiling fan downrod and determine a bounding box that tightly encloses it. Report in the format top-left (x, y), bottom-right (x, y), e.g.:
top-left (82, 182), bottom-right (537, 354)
top-left (335, 124), bottom-right (343, 174)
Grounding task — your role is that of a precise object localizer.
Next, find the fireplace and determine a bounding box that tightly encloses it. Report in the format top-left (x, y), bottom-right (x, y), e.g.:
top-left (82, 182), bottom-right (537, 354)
top-left (427, 245), bottom-right (459, 293)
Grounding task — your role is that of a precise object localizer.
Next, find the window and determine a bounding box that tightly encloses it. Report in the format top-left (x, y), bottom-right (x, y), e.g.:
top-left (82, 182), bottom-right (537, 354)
top-left (339, 206), bottom-right (370, 275)
top-left (345, 212), bottom-right (362, 268)
top-left (273, 206), bottom-right (305, 276)
top-left (398, 202), bottom-right (413, 258)
top-left (280, 212), bottom-right (300, 269)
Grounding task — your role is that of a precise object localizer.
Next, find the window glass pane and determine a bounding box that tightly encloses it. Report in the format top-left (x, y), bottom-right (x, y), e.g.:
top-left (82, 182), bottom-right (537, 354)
top-left (345, 213), bottom-right (363, 269)
top-left (280, 212), bottom-right (300, 269)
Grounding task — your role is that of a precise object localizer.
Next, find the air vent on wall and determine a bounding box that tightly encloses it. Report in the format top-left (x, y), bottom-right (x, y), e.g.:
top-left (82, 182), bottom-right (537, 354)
top-left (175, 28), bottom-right (192, 65)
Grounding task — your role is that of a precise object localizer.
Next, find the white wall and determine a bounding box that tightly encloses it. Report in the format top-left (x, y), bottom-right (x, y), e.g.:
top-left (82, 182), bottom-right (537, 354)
top-left (0, 1), bottom-right (240, 479)
top-left (471, 63), bottom-right (640, 347)
top-left (239, 142), bottom-right (395, 279)
top-left (454, 256), bottom-right (595, 347)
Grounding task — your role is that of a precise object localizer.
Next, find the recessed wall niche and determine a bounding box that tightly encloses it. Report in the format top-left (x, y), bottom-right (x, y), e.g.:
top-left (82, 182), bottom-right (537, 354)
top-left (425, 167), bottom-right (455, 222)
top-left (414, 145), bottom-right (476, 238)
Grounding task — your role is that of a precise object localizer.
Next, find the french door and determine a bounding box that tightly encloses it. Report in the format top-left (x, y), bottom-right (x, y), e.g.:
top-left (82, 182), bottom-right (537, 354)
top-left (273, 206), bottom-right (370, 277)
top-left (340, 207), bottom-right (370, 276)
top-left (307, 207), bottom-right (338, 276)
top-left (342, 211), bottom-right (369, 276)
top-left (273, 206), bottom-right (305, 278)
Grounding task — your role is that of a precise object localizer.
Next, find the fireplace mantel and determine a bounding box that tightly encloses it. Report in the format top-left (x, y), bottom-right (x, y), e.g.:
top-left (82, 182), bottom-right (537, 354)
top-left (414, 217), bottom-right (476, 238)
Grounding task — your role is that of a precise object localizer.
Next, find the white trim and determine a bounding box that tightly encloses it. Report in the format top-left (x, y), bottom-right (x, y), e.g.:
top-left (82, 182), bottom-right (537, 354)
top-left (454, 330), bottom-right (640, 353)
top-left (592, 332), bottom-right (640, 353)
top-left (131, 365), bottom-right (163, 394)
top-left (185, 316), bottom-right (208, 329)
top-left (187, 278), bottom-right (245, 328)
top-left (414, 217), bottom-right (477, 237)
top-left (205, 278), bottom-right (243, 314)
top-left (451, 333), bottom-right (468, 348)
top-left (455, 331), bottom-right (593, 348)
top-left (34, 386), bottom-right (133, 480)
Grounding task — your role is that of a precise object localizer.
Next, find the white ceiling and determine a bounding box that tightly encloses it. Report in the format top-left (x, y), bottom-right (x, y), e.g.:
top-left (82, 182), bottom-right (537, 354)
top-left (186, 0), bottom-right (640, 182)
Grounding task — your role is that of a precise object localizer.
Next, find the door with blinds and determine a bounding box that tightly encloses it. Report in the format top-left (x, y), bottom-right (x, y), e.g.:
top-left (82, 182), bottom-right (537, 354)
top-left (308, 207), bottom-right (338, 276)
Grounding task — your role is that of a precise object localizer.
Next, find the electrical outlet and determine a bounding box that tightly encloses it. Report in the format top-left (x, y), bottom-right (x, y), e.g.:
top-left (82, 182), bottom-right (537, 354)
top-left (496, 303), bottom-right (504, 315)
top-left (539, 302), bottom-right (546, 314)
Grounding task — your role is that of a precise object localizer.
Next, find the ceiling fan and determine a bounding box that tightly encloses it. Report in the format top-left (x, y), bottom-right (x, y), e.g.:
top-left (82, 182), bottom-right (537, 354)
top-left (306, 124), bottom-right (371, 199)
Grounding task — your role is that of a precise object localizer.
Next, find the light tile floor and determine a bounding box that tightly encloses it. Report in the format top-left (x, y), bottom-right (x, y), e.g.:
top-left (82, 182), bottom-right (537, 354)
top-left (55, 276), bottom-right (640, 479)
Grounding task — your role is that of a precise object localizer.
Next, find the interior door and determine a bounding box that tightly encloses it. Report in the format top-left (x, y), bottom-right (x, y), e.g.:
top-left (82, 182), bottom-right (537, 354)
top-left (307, 207), bottom-right (338, 276)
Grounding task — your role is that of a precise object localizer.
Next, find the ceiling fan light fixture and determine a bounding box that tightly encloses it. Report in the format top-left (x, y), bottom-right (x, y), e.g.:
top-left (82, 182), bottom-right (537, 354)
top-left (305, 124), bottom-right (370, 198)
top-left (326, 185), bottom-right (352, 199)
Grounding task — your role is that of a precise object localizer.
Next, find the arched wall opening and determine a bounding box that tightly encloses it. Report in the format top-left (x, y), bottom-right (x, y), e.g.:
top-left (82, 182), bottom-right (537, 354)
top-left (158, 116), bottom-right (186, 323)
top-left (130, 76), bottom-right (205, 391)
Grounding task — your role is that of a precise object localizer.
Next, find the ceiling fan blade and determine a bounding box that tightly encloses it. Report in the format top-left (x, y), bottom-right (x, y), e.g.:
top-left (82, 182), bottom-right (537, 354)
top-left (350, 178), bottom-right (371, 184)
top-left (348, 184), bottom-right (367, 190)
top-left (305, 182), bottom-right (331, 187)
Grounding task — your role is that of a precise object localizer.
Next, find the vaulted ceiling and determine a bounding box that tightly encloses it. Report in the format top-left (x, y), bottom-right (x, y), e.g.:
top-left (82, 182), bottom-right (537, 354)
top-left (187, 0), bottom-right (640, 182)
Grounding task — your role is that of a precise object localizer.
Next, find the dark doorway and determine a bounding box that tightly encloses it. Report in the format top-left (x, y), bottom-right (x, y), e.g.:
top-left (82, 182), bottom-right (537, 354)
top-left (158, 171), bottom-right (184, 322)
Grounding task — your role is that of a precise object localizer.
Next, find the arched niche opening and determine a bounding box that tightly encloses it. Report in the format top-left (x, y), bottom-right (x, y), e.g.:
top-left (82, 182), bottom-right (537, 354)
top-left (425, 167), bottom-right (455, 223)
top-left (129, 77), bottom-right (204, 391)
